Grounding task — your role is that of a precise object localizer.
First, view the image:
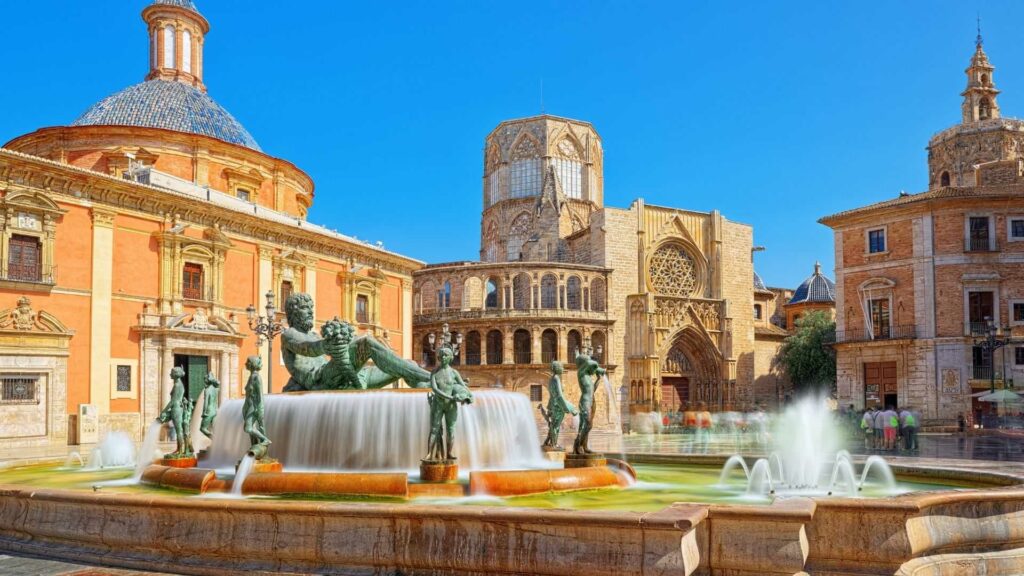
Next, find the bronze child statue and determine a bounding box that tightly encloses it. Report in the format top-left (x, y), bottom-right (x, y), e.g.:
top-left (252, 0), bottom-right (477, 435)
top-left (199, 371), bottom-right (220, 438)
top-left (425, 346), bottom-right (472, 462)
top-left (540, 361), bottom-right (578, 450)
top-left (157, 366), bottom-right (191, 458)
top-left (242, 355), bottom-right (271, 458)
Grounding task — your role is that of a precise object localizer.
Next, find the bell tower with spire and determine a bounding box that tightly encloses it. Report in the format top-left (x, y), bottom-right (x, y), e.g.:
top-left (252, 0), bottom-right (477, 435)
top-left (142, 0), bottom-right (210, 92)
top-left (961, 21), bottom-right (1000, 124)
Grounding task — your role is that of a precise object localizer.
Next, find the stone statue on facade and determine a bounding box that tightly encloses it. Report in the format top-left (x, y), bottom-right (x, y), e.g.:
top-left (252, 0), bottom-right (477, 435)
top-left (279, 293), bottom-right (431, 391)
top-left (425, 345), bottom-right (473, 462)
top-left (242, 355), bottom-right (271, 458)
top-left (572, 351), bottom-right (607, 455)
top-left (199, 371), bottom-right (219, 438)
top-left (157, 366), bottom-right (192, 458)
top-left (539, 361), bottom-right (577, 451)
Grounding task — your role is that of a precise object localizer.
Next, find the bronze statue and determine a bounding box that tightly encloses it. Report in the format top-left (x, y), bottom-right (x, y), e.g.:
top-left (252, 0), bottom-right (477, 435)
top-left (572, 351), bottom-right (606, 455)
top-left (199, 371), bottom-right (219, 438)
top-left (425, 346), bottom-right (472, 461)
top-left (242, 355), bottom-right (271, 457)
top-left (279, 293), bottom-right (431, 391)
top-left (540, 361), bottom-right (577, 450)
top-left (157, 366), bottom-right (192, 458)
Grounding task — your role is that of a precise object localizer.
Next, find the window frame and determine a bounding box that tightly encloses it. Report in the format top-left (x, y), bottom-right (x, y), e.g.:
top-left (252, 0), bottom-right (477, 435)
top-left (1007, 216), bottom-right (1024, 243)
top-left (965, 214), bottom-right (996, 252)
top-left (182, 262), bottom-right (205, 301)
top-left (1016, 346), bottom-right (1024, 366)
top-left (236, 188), bottom-right (252, 202)
top-left (355, 294), bottom-right (369, 324)
top-left (0, 373), bottom-right (40, 405)
top-left (1010, 300), bottom-right (1024, 327)
top-left (864, 226), bottom-right (888, 255)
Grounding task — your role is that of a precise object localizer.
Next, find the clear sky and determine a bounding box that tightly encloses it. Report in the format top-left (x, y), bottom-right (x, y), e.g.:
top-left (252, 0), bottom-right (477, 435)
top-left (0, 1), bottom-right (1016, 288)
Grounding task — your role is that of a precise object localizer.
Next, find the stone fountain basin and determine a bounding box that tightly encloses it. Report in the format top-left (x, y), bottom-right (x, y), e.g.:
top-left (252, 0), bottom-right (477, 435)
top-left (140, 463), bottom-right (632, 498)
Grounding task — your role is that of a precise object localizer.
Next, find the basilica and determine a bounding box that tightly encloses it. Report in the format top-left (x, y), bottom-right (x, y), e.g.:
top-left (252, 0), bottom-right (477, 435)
top-left (412, 116), bottom-right (832, 429)
top-left (0, 0), bottom-right (419, 458)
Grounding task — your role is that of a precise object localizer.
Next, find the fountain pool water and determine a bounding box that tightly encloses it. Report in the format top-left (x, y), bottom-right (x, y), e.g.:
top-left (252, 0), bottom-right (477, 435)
top-left (720, 396), bottom-right (898, 497)
top-left (84, 431), bottom-right (135, 470)
top-left (203, 389), bottom-right (553, 473)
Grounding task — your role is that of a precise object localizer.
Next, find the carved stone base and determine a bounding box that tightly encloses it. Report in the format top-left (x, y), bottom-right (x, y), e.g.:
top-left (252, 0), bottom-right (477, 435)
top-left (564, 453), bottom-right (607, 468)
top-left (158, 456), bottom-right (198, 468)
top-left (542, 447), bottom-right (566, 463)
top-left (420, 459), bottom-right (458, 482)
top-left (251, 458), bottom-right (282, 474)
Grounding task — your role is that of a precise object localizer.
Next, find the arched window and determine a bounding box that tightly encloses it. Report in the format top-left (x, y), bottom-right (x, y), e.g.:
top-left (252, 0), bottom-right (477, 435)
top-left (979, 97), bottom-right (992, 120)
top-left (554, 138), bottom-right (583, 199)
top-left (940, 171), bottom-right (951, 187)
top-left (591, 278), bottom-right (606, 312)
top-left (514, 329), bottom-right (532, 364)
top-left (486, 330), bottom-right (503, 364)
top-left (421, 334), bottom-right (435, 367)
top-left (486, 144), bottom-right (502, 206)
top-left (465, 331), bottom-right (481, 365)
top-left (981, 73), bottom-right (990, 86)
top-left (182, 29), bottom-right (192, 73)
top-left (568, 330), bottom-right (582, 359)
top-left (591, 330), bottom-right (606, 363)
top-left (439, 281), bottom-right (452, 309)
top-left (163, 25), bottom-right (176, 69)
top-left (541, 329), bottom-right (558, 363)
top-left (513, 272), bottom-right (531, 309)
top-left (507, 213), bottom-right (531, 261)
top-left (566, 276), bottom-right (582, 310)
top-left (463, 277), bottom-right (482, 309)
top-left (754, 304), bottom-right (762, 320)
top-left (510, 137), bottom-right (541, 198)
top-left (419, 280), bottom-right (438, 312)
top-left (541, 274), bottom-right (557, 309)
top-left (485, 277), bottom-right (500, 309)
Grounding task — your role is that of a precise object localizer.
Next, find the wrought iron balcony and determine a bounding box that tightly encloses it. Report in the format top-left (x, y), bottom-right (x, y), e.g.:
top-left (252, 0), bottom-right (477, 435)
top-left (0, 265), bottom-right (56, 286)
top-left (826, 324), bottom-right (916, 344)
top-left (967, 237), bottom-right (995, 252)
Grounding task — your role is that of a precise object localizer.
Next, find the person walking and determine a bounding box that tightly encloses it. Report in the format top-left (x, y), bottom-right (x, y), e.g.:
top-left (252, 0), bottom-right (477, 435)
top-left (882, 405), bottom-right (899, 451)
top-left (696, 402), bottom-right (712, 454)
top-left (872, 407), bottom-right (887, 450)
top-left (900, 407), bottom-right (918, 451)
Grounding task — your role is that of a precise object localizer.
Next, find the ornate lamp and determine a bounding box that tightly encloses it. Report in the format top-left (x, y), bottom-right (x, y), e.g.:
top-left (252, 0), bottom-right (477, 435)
top-left (246, 290), bottom-right (286, 391)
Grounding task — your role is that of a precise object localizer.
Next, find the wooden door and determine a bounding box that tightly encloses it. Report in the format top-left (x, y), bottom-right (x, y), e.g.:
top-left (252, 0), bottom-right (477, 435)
top-left (661, 377), bottom-right (690, 412)
top-left (864, 362), bottom-right (897, 409)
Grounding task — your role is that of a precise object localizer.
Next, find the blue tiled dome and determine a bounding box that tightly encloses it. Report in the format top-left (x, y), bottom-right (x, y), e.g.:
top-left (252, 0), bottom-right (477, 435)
top-left (152, 0), bottom-right (198, 11)
top-left (71, 80), bottom-right (261, 151)
top-left (789, 262), bottom-right (835, 305)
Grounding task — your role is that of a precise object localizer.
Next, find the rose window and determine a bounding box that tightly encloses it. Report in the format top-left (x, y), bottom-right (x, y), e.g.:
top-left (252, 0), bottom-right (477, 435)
top-left (649, 244), bottom-right (698, 297)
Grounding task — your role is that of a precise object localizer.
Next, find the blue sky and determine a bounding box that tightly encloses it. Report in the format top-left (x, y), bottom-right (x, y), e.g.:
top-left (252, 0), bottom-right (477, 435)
top-left (0, 1), bottom-right (1016, 288)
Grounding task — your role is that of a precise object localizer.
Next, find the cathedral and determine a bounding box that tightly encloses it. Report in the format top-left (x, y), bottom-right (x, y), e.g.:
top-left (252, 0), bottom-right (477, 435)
top-left (412, 115), bottom-right (828, 428)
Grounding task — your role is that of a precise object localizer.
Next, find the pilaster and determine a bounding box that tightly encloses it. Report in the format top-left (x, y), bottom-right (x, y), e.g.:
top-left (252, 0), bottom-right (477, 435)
top-left (89, 207), bottom-right (116, 416)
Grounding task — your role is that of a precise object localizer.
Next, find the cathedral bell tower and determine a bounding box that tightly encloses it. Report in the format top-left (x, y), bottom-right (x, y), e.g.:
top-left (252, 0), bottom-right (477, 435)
top-left (961, 26), bottom-right (1000, 124)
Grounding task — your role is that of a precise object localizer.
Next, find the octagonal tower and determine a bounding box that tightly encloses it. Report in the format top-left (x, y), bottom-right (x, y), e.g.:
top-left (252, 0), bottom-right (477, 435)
top-left (480, 115), bottom-right (603, 263)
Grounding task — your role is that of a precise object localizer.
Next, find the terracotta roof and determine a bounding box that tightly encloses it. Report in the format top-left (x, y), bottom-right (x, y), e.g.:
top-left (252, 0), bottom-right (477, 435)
top-left (755, 325), bottom-right (789, 338)
top-left (819, 185), bottom-right (1024, 225)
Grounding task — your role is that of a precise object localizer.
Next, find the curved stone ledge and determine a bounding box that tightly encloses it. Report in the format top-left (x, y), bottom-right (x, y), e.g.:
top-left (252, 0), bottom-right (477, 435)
top-left (897, 547), bottom-right (1024, 576)
top-left (469, 466), bottom-right (628, 497)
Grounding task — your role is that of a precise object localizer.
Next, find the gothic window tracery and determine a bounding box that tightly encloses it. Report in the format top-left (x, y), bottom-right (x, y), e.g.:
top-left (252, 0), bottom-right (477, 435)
top-left (566, 276), bottom-right (582, 310)
top-left (541, 274), bottom-right (557, 309)
top-left (648, 243), bottom-right (699, 297)
top-left (507, 213), bottom-right (531, 261)
top-left (553, 138), bottom-right (583, 200)
top-left (486, 144), bottom-right (502, 206)
top-left (510, 137), bottom-right (541, 198)
top-left (483, 221), bottom-right (499, 262)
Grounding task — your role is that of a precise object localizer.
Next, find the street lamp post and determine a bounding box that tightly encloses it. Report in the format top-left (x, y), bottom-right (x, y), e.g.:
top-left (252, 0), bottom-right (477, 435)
top-left (427, 323), bottom-right (463, 365)
top-left (974, 317), bottom-right (1012, 394)
top-left (246, 290), bottom-right (286, 392)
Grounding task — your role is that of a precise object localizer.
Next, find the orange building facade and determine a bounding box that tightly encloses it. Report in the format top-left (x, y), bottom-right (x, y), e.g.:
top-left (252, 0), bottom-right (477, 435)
top-left (0, 0), bottom-right (419, 458)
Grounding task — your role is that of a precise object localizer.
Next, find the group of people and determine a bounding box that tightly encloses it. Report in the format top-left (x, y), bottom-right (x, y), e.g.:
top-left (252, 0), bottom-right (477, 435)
top-left (857, 405), bottom-right (919, 452)
top-left (657, 403), bottom-right (771, 452)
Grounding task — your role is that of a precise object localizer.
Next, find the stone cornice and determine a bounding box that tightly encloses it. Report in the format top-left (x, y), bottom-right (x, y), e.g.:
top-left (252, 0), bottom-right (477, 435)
top-left (0, 148), bottom-right (422, 277)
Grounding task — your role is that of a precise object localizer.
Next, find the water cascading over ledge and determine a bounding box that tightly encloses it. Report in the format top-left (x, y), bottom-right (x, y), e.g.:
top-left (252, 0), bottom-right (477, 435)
top-left (202, 389), bottom-right (552, 472)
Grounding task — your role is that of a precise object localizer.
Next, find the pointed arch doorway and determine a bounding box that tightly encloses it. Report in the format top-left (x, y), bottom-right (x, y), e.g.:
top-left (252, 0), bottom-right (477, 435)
top-left (658, 327), bottom-right (723, 411)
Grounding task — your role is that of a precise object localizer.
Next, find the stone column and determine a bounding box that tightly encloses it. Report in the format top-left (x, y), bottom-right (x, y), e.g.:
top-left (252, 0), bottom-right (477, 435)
top-left (531, 326), bottom-right (541, 365)
top-left (90, 208), bottom-right (116, 416)
top-left (558, 326), bottom-right (568, 364)
top-left (219, 350), bottom-right (231, 403)
top-left (480, 331), bottom-right (489, 365)
top-left (401, 279), bottom-right (413, 360)
top-left (257, 246), bottom-right (274, 393)
top-left (504, 330), bottom-right (514, 365)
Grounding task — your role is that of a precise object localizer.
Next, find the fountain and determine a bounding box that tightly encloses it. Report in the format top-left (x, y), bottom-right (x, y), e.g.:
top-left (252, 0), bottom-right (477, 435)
top-left (84, 431), bottom-right (135, 470)
top-left (721, 396), bottom-right (898, 497)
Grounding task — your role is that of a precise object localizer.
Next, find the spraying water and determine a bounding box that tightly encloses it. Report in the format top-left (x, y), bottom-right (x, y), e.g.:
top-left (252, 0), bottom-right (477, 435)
top-left (84, 432), bottom-right (135, 470)
top-left (63, 451), bottom-right (84, 468)
top-left (131, 421), bottom-right (165, 482)
top-left (718, 455), bottom-right (750, 485)
top-left (203, 390), bottom-right (551, 472)
top-left (858, 455), bottom-right (896, 491)
top-left (231, 455), bottom-right (256, 496)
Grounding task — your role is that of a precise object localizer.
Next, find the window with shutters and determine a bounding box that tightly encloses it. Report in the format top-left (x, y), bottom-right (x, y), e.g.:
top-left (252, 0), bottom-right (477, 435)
top-left (356, 294), bottom-right (369, 324)
top-left (182, 262), bottom-right (204, 300)
top-left (8, 235), bottom-right (41, 282)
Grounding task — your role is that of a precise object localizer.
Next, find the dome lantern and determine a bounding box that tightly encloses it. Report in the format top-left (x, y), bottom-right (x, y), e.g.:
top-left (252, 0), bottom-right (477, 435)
top-left (142, 0), bottom-right (210, 92)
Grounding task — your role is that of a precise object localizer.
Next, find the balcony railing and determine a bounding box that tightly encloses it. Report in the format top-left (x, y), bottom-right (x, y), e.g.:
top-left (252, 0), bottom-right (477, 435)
top-left (826, 324), bottom-right (916, 344)
top-left (972, 364), bottom-right (997, 381)
top-left (181, 286), bottom-right (216, 302)
top-left (0, 265), bottom-right (56, 286)
top-left (967, 237), bottom-right (994, 252)
top-left (969, 321), bottom-right (997, 336)
top-left (415, 307), bottom-right (608, 324)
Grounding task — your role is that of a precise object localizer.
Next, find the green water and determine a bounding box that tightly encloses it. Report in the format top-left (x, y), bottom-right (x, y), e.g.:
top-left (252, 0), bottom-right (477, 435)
top-left (0, 463), bottom-right (966, 512)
